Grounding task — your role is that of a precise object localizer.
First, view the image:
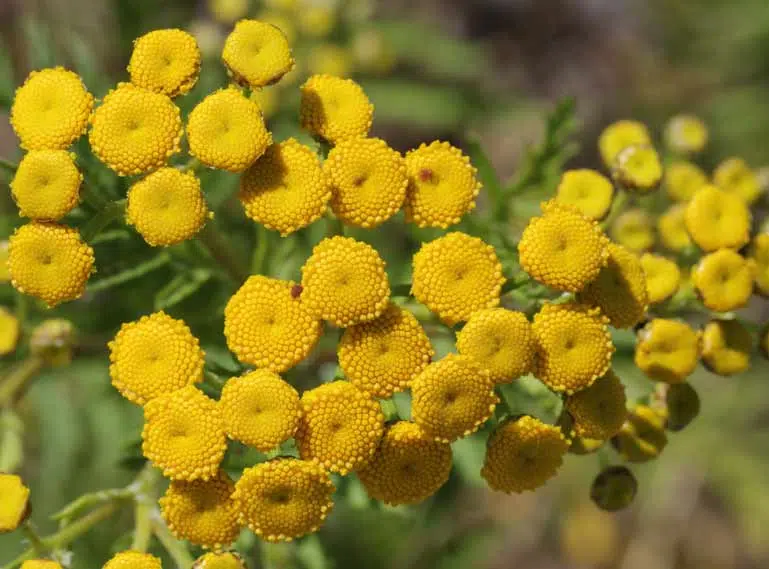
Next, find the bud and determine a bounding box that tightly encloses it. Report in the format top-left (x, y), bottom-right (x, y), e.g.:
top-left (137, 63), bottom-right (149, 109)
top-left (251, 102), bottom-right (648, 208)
top-left (611, 405), bottom-right (667, 463)
top-left (664, 114), bottom-right (708, 154)
top-left (569, 436), bottom-right (604, 455)
top-left (612, 145), bottom-right (662, 195)
top-left (590, 465), bottom-right (638, 512)
top-left (0, 307), bottom-right (21, 356)
top-left (20, 562), bottom-right (64, 569)
top-left (0, 473), bottom-right (31, 533)
top-left (30, 319), bottom-right (76, 367)
top-left (193, 552), bottom-right (246, 569)
top-left (664, 383), bottom-right (701, 432)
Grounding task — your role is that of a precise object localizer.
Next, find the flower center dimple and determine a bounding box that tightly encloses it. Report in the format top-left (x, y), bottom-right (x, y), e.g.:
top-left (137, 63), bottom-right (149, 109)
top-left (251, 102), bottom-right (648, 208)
top-left (39, 253), bottom-right (53, 266)
top-left (444, 391), bottom-right (458, 404)
top-left (419, 168), bottom-right (434, 183)
top-left (270, 489), bottom-right (291, 504)
top-left (353, 175), bottom-right (367, 187)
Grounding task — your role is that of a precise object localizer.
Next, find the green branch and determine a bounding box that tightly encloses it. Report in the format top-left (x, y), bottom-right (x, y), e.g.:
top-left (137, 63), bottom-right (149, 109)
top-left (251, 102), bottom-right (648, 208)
top-left (81, 199), bottom-right (126, 242)
top-left (197, 223), bottom-right (250, 285)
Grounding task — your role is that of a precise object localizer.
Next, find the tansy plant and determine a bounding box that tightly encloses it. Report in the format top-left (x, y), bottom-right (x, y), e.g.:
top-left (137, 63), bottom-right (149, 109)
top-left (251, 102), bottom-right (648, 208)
top-left (0, 16), bottom-right (768, 569)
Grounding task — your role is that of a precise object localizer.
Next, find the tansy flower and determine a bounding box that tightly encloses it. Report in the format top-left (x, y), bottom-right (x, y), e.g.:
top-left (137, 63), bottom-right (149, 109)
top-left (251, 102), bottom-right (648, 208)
top-left (219, 369), bottom-right (302, 452)
top-left (518, 200), bottom-right (609, 293)
top-left (357, 421), bottom-right (452, 505)
top-left (663, 382), bottom-right (700, 431)
top-left (713, 157), bottom-right (761, 204)
top-left (338, 303), bottom-right (433, 398)
top-left (11, 150), bottom-right (81, 220)
top-left (30, 318), bottom-right (76, 367)
top-left (0, 307), bottom-right (20, 356)
top-left (532, 303), bottom-right (614, 394)
top-left (89, 83), bottom-right (182, 176)
top-left (610, 208), bottom-right (655, 252)
top-left (404, 141), bottom-right (481, 228)
top-left (411, 354), bottom-right (498, 443)
top-left (411, 232), bottom-right (504, 325)
top-left (222, 20), bottom-right (294, 87)
top-left (20, 563), bottom-right (62, 569)
top-left (692, 249), bottom-right (755, 312)
top-left (456, 308), bottom-right (536, 383)
top-left (7, 222), bottom-right (94, 307)
top-left (193, 552), bottom-right (246, 569)
top-left (109, 311), bottom-right (205, 405)
top-left (0, 241), bottom-right (10, 282)
top-left (126, 168), bottom-right (209, 246)
top-left (325, 137), bottom-right (408, 228)
top-left (298, 5), bottom-right (335, 37)
top-left (590, 466), bottom-right (638, 512)
top-left (209, 0), bottom-right (250, 23)
top-left (664, 160), bottom-right (707, 202)
top-left (351, 28), bottom-right (396, 75)
top-left (308, 44), bottom-right (352, 77)
top-left (481, 415), bottom-right (568, 493)
top-left (635, 319), bottom-right (700, 383)
top-left (239, 139), bottom-right (331, 235)
top-left (234, 459), bottom-right (334, 542)
top-left (612, 405), bottom-right (667, 463)
top-left (598, 120), bottom-right (651, 168)
top-left (684, 185), bottom-right (751, 252)
top-left (564, 370), bottom-right (627, 440)
top-left (640, 253), bottom-right (681, 304)
top-left (300, 236), bottom-right (390, 327)
top-left (142, 385), bottom-right (227, 481)
top-left (701, 319), bottom-right (752, 376)
top-left (159, 470), bottom-right (241, 549)
top-left (187, 87), bottom-right (271, 172)
top-left (750, 233), bottom-right (769, 296)
top-left (579, 243), bottom-right (648, 329)
top-left (664, 114), bottom-right (708, 154)
top-left (257, 11), bottom-right (297, 45)
top-left (11, 67), bottom-right (93, 150)
top-left (658, 203), bottom-right (692, 252)
top-left (0, 474), bottom-right (30, 532)
top-left (612, 144), bottom-right (662, 193)
top-left (554, 169), bottom-right (614, 220)
top-left (569, 436), bottom-right (604, 455)
top-left (103, 552), bottom-right (162, 569)
top-left (300, 74), bottom-right (373, 144)
top-left (224, 276), bottom-right (322, 371)
top-left (128, 29), bottom-right (201, 96)
top-left (295, 381), bottom-right (384, 473)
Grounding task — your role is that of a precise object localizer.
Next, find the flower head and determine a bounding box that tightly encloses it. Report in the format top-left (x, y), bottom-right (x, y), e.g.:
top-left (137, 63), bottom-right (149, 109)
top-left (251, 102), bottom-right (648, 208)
top-left (701, 319), bottom-right (752, 376)
top-left (20, 563), bottom-right (62, 569)
top-left (128, 29), bottom-right (200, 96)
top-left (634, 319), bottom-right (700, 383)
top-left (664, 114), bottom-right (708, 154)
top-left (193, 552), bottom-right (246, 569)
top-left (555, 169), bottom-right (614, 220)
top-left (658, 203), bottom-right (692, 252)
top-left (0, 307), bottom-right (21, 357)
top-left (590, 466), bottom-right (638, 512)
top-left (684, 185), bottom-right (751, 252)
top-left (103, 552), bottom-right (162, 569)
top-left (564, 370), bottom-right (627, 440)
top-left (612, 145), bottom-right (662, 193)
top-left (612, 405), bottom-right (667, 463)
top-left (11, 150), bottom-right (81, 220)
top-left (610, 208), bottom-right (655, 252)
top-left (0, 474), bottom-right (30, 532)
top-left (750, 233), bottom-right (769, 296)
top-left (598, 120), bottom-right (651, 167)
top-left (640, 253), bottom-right (681, 305)
top-left (713, 157), bottom-right (760, 204)
top-left (692, 249), bottom-right (755, 312)
top-left (222, 20), bottom-right (294, 87)
top-left (300, 75), bottom-right (373, 144)
top-left (663, 382), bottom-right (701, 431)
top-left (664, 160), bottom-right (707, 202)
top-left (29, 319), bottom-right (76, 367)
top-left (208, 0), bottom-right (250, 24)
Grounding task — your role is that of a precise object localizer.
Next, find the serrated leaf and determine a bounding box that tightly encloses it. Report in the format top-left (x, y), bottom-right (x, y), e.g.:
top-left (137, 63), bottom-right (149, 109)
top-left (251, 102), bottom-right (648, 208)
top-left (153, 268), bottom-right (212, 310)
top-left (88, 252), bottom-right (171, 293)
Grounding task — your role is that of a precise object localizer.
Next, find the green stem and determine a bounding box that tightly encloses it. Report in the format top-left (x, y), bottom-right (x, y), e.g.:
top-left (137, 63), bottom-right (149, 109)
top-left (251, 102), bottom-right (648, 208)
top-left (132, 500), bottom-right (153, 552)
top-left (0, 157), bottom-right (18, 175)
top-left (52, 488), bottom-right (134, 521)
top-left (600, 190), bottom-right (628, 232)
top-left (380, 399), bottom-right (399, 421)
top-left (0, 357), bottom-right (45, 408)
top-left (151, 513), bottom-right (194, 569)
top-left (80, 199), bottom-right (126, 242)
top-left (251, 224), bottom-right (270, 275)
top-left (501, 273), bottom-right (530, 295)
top-left (80, 183), bottom-right (110, 210)
top-left (391, 283), bottom-right (411, 298)
top-left (261, 542), bottom-right (298, 569)
top-left (179, 157), bottom-right (200, 172)
top-left (325, 214), bottom-right (345, 237)
top-left (197, 223), bottom-right (250, 285)
top-left (21, 523), bottom-right (45, 556)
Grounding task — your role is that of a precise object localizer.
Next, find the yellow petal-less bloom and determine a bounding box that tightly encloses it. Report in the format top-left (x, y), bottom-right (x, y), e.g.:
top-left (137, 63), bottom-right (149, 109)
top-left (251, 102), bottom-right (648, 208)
top-left (693, 249), bottom-right (755, 313)
top-left (89, 83), bottom-right (182, 176)
top-left (298, 5), bottom-right (335, 38)
top-left (404, 141), bottom-right (481, 228)
top-left (239, 139), bottom-right (331, 236)
top-left (159, 470), bottom-right (241, 549)
top-left (103, 551), bottom-right (162, 569)
top-left (658, 203), bottom-right (692, 252)
top-left (7, 222), bottom-right (94, 307)
top-left (713, 157), bottom-right (761, 204)
top-left (108, 311), bottom-right (205, 405)
top-left (187, 87), bottom-right (271, 173)
top-left (295, 381), bottom-right (384, 474)
top-left (568, 436), bottom-right (604, 455)
top-left (663, 382), bottom-right (700, 431)
top-left (357, 421), bottom-right (452, 505)
top-left (127, 168), bottom-right (209, 246)
top-left (11, 67), bottom-right (93, 151)
top-left (612, 145), bottom-right (662, 193)
top-left (481, 415), bottom-right (568, 493)
top-left (554, 169), bottom-right (614, 221)
top-left (640, 253), bottom-right (681, 305)
top-left (193, 552), bottom-right (246, 569)
top-left (20, 562), bottom-right (62, 569)
top-left (610, 208), bottom-right (655, 253)
top-left (257, 11), bottom-right (297, 46)
top-left (11, 150), bottom-right (81, 220)
top-left (0, 307), bottom-right (20, 356)
top-left (750, 233), bottom-right (769, 296)
top-left (128, 29), bottom-right (201, 96)
top-left (701, 319), bottom-right (753, 376)
top-left (684, 185), bottom-right (751, 252)
top-left (233, 458), bottom-right (334, 542)
top-left (0, 241), bottom-right (10, 283)
top-left (219, 369), bottom-right (301, 451)
top-left (300, 236), bottom-right (390, 327)
top-left (412, 232), bottom-right (504, 325)
top-left (664, 160), bottom-right (707, 202)
top-left (664, 114), bottom-right (708, 154)
top-left (456, 308), bottom-right (536, 383)
top-left (612, 405), bottom-right (667, 463)
top-left (590, 466), bottom-right (638, 511)
top-left (598, 120), bottom-right (651, 168)
top-left (0, 474), bottom-right (30, 532)
top-left (222, 19), bottom-right (294, 87)
top-left (142, 385), bottom-right (227, 481)
top-left (564, 370), bottom-right (627, 440)
top-left (308, 43), bottom-right (352, 77)
top-left (532, 303), bottom-right (614, 394)
top-left (519, 200), bottom-right (609, 293)
top-left (300, 74), bottom-right (373, 144)
top-left (326, 137), bottom-right (408, 228)
top-left (338, 303), bottom-right (433, 398)
top-left (411, 354), bottom-right (498, 443)
top-left (635, 319), bottom-right (700, 383)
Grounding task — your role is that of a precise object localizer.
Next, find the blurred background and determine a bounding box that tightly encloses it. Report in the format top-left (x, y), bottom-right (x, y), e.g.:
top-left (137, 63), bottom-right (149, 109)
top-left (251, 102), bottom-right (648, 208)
top-left (2, 0), bottom-right (769, 568)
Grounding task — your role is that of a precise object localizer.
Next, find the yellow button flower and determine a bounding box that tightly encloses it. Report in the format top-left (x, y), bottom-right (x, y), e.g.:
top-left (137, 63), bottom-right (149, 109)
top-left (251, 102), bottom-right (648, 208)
top-left (233, 458), bottom-right (334, 542)
top-left (554, 169), bottom-right (614, 220)
top-left (103, 551), bottom-right (162, 569)
top-left (325, 137), bottom-right (408, 228)
top-left (338, 303), bottom-right (433, 398)
top-left (404, 141), bottom-right (481, 228)
top-left (750, 233), bottom-right (769, 296)
top-left (701, 319), bottom-right (752, 376)
top-left (713, 157), bottom-right (761, 204)
top-left (684, 184), bottom-right (751, 252)
top-left (11, 67), bottom-right (93, 150)
top-left (611, 405), bottom-right (667, 463)
top-left (0, 241), bottom-right (10, 282)
top-left (663, 382), bottom-right (700, 431)
top-left (128, 29), bottom-right (200, 96)
top-left (657, 203), bottom-right (692, 252)
top-left (564, 370), bottom-right (627, 440)
top-left (664, 160), bottom-right (707, 202)
top-left (222, 19), bottom-right (294, 87)
top-left (219, 369), bottom-right (302, 452)
top-left (0, 474), bottom-right (30, 532)
top-left (21, 562), bottom-right (62, 569)
top-left (598, 120), bottom-right (651, 168)
top-left (7, 222), bottom-right (94, 307)
top-left (693, 249), bottom-right (755, 312)
top-left (481, 415), bottom-right (568, 493)
top-left (357, 421), bottom-right (452, 506)
top-left (209, 0), bottom-right (249, 23)
top-left (640, 253), bottom-right (681, 305)
top-left (612, 144), bottom-right (662, 193)
top-left (0, 307), bottom-right (21, 356)
top-left (298, 5), bottom-right (335, 38)
top-left (300, 74), bottom-right (373, 144)
top-left (194, 552), bottom-right (245, 569)
top-left (569, 436), bottom-right (604, 455)
top-left (239, 139), bottom-right (331, 235)
top-left (519, 200), bottom-right (609, 293)
top-left (187, 87), bottom-right (271, 172)
top-left (411, 354), bottom-right (498, 443)
top-left (89, 83), bottom-right (182, 176)
top-left (257, 11), bottom-right (297, 45)
top-left (590, 466), bottom-right (638, 511)
top-left (30, 319), bottom-right (76, 367)
top-left (456, 308), bottom-right (535, 383)
top-left (634, 319), bottom-right (700, 383)
top-left (109, 311), bottom-right (205, 405)
top-left (11, 150), bottom-right (81, 220)
top-left (308, 44), bottom-right (352, 77)
top-left (610, 208), bottom-right (655, 252)
top-left (664, 114), bottom-right (708, 154)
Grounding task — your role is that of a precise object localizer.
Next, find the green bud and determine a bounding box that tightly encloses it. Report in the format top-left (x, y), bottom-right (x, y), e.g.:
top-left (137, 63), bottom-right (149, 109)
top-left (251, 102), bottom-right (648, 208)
top-left (30, 319), bottom-right (76, 367)
top-left (590, 466), bottom-right (637, 512)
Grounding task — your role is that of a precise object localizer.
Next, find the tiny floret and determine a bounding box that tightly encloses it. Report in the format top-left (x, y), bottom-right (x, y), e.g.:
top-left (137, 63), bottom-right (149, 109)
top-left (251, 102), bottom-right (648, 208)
top-left (222, 19), bottom-right (294, 87)
top-left (598, 120), bottom-right (651, 167)
top-left (701, 319), bottom-right (753, 376)
top-left (684, 185), bottom-right (751, 252)
top-left (102, 551), bottom-right (162, 569)
top-left (658, 203), bottom-right (692, 252)
top-left (713, 157), bottom-right (760, 204)
top-left (664, 114), bottom-right (708, 154)
top-left (300, 74), bottom-right (373, 144)
top-left (640, 253), bottom-right (681, 305)
top-left (20, 562), bottom-right (63, 569)
top-left (612, 144), bottom-right (662, 193)
top-left (664, 160), bottom-right (707, 202)
top-left (610, 208), bottom-right (655, 252)
top-left (634, 319), bottom-right (700, 383)
top-left (692, 249), bottom-right (755, 313)
top-left (11, 150), bottom-right (81, 220)
top-left (193, 552), bottom-right (246, 569)
top-left (555, 169), bottom-right (614, 220)
top-left (128, 29), bottom-right (201, 96)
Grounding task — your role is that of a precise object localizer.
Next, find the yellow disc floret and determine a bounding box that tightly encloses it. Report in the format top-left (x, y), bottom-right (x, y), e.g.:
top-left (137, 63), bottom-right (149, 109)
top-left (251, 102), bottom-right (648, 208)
top-left (300, 74), bottom-right (373, 144)
top-left (750, 233), bottom-right (769, 296)
top-left (0, 307), bottom-right (20, 356)
top-left (692, 249), bottom-right (755, 313)
top-left (658, 203), bottom-right (692, 252)
top-left (664, 114), bottom-right (708, 154)
top-left (635, 319), bottom-right (700, 383)
top-left (612, 405), bottom-right (668, 463)
top-left (555, 169), bottom-right (614, 220)
top-left (612, 144), bottom-right (662, 193)
top-left (0, 474), bottom-right (30, 532)
top-left (20, 562), bottom-right (62, 569)
top-left (103, 552), bottom-right (162, 569)
top-left (610, 208), bottom-right (655, 253)
top-left (598, 120), bottom-right (651, 168)
top-left (701, 319), bottom-right (752, 376)
top-left (684, 184), bottom-right (751, 252)
top-left (664, 160), bottom-right (707, 202)
top-left (11, 150), bottom-right (81, 220)
top-left (194, 552), bottom-right (246, 569)
top-left (564, 370), bottom-right (627, 440)
top-left (640, 253), bottom-right (681, 305)
top-left (128, 29), bottom-right (201, 96)
top-left (222, 19), bottom-right (294, 87)
top-left (7, 222), bottom-right (94, 307)
top-left (713, 157), bottom-right (761, 204)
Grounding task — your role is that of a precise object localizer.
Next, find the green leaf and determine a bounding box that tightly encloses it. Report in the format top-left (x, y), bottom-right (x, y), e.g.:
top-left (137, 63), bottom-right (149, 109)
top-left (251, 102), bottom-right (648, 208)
top-left (88, 252), bottom-right (172, 293)
top-left (465, 135), bottom-right (502, 208)
top-left (22, 18), bottom-right (56, 69)
top-left (153, 268), bottom-right (212, 311)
